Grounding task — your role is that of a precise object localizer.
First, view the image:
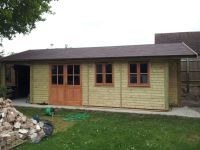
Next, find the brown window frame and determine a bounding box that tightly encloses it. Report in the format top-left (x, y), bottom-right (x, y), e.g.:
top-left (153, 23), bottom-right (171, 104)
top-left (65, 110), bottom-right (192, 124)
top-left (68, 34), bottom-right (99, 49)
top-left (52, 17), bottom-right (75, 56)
top-left (128, 62), bottom-right (150, 87)
top-left (51, 65), bottom-right (64, 85)
top-left (66, 64), bottom-right (81, 86)
top-left (95, 63), bottom-right (113, 86)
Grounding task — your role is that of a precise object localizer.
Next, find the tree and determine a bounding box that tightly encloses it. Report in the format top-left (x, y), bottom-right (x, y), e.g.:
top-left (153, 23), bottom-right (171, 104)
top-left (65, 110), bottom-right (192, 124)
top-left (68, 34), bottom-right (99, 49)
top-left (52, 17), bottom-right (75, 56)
top-left (0, 49), bottom-right (14, 57)
top-left (0, 49), bottom-right (5, 57)
top-left (0, 0), bottom-right (57, 40)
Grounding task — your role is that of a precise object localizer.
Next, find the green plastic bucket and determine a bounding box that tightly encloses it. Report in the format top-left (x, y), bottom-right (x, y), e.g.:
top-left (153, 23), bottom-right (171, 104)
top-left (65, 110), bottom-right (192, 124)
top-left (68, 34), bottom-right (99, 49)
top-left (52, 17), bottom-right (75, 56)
top-left (45, 107), bottom-right (54, 116)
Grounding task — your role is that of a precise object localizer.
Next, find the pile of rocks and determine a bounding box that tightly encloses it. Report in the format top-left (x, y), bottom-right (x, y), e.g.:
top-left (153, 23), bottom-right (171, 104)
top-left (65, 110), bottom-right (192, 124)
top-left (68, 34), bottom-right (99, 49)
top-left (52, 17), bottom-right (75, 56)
top-left (0, 98), bottom-right (46, 149)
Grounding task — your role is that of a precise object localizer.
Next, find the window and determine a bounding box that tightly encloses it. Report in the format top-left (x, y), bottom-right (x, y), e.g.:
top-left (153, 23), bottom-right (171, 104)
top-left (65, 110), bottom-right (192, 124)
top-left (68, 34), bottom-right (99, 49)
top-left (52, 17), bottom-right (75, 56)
top-left (67, 65), bottom-right (80, 85)
top-left (129, 63), bottom-right (149, 86)
top-left (95, 63), bottom-right (113, 85)
top-left (96, 64), bottom-right (103, 83)
top-left (5, 64), bottom-right (15, 86)
top-left (51, 65), bottom-right (64, 85)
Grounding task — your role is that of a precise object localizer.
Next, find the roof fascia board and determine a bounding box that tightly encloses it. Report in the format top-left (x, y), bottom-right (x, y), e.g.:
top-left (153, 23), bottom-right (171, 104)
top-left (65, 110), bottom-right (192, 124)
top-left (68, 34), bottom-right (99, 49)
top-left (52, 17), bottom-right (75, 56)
top-left (182, 42), bottom-right (198, 58)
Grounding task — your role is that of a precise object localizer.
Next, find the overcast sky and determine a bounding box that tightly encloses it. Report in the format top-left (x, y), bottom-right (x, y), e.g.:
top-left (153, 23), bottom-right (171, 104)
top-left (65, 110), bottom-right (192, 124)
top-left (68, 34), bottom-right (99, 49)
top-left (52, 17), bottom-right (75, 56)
top-left (2, 0), bottom-right (200, 54)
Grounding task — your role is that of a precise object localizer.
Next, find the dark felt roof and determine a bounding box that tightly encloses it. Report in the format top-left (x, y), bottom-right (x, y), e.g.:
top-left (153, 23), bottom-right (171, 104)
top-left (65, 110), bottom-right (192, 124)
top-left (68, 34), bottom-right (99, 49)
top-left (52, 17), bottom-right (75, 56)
top-left (155, 32), bottom-right (200, 54)
top-left (1, 43), bottom-right (197, 62)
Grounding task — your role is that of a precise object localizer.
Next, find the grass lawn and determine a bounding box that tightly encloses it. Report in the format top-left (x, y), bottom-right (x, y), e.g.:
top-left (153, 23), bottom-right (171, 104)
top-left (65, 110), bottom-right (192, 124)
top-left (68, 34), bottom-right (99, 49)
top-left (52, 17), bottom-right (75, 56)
top-left (13, 107), bottom-right (200, 150)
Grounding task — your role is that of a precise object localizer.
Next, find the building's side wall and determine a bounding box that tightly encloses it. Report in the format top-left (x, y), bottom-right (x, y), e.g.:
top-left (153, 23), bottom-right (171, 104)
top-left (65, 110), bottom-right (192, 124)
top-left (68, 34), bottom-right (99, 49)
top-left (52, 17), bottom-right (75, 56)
top-left (164, 61), bottom-right (169, 110)
top-left (84, 62), bottom-right (121, 107)
top-left (31, 63), bottom-right (49, 103)
top-left (177, 61), bottom-right (181, 106)
top-left (168, 60), bottom-right (180, 106)
top-left (82, 63), bottom-right (89, 105)
top-left (121, 61), bottom-right (169, 110)
top-left (83, 60), bottom-right (169, 110)
top-left (29, 60), bottom-right (171, 110)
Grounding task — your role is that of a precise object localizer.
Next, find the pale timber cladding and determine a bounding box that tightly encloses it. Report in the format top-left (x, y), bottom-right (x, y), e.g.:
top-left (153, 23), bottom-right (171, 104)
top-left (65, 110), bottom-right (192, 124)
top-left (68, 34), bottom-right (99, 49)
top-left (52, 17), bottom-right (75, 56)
top-left (29, 59), bottom-right (180, 110)
top-left (30, 64), bottom-right (49, 104)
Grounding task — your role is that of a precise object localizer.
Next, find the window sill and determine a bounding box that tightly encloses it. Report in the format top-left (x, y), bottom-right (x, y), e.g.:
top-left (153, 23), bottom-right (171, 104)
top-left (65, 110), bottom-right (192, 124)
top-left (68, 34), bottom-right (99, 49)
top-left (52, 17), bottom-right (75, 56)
top-left (51, 84), bottom-right (65, 86)
top-left (128, 84), bottom-right (150, 87)
top-left (66, 84), bottom-right (82, 86)
top-left (51, 84), bottom-right (82, 86)
top-left (95, 83), bottom-right (114, 87)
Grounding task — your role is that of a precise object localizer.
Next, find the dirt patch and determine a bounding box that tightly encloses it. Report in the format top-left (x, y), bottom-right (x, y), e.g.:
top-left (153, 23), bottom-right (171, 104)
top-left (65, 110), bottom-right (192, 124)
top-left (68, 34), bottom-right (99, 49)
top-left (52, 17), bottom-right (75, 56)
top-left (187, 134), bottom-right (200, 143)
top-left (40, 116), bottom-right (76, 133)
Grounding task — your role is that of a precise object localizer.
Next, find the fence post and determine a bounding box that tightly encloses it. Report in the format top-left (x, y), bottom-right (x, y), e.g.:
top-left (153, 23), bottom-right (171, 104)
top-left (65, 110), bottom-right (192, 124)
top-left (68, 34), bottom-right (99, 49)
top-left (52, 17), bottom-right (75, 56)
top-left (186, 58), bottom-right (190, 93)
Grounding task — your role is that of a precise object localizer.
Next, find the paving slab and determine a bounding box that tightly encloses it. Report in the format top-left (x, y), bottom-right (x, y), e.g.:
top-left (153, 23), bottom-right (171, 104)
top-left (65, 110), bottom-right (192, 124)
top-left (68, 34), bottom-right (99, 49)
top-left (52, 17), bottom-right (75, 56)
top-left (12, 99), bottom-right (200, 118)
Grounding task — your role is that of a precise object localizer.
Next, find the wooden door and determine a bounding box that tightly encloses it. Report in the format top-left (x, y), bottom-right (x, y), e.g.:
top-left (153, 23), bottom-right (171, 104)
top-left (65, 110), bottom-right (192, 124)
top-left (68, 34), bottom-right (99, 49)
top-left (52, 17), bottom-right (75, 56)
top-left (64, 64), bottom-right (82, 105)
top-left (49, 65), bottom-right (65, 105)
top-left (49, 64), bottom-right (82, 106)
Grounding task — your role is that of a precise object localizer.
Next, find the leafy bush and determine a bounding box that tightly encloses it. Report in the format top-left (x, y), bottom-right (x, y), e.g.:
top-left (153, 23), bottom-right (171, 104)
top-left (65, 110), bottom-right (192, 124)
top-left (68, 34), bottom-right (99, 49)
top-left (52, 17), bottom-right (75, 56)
top-left (0, 86), bottom-right (13, 99)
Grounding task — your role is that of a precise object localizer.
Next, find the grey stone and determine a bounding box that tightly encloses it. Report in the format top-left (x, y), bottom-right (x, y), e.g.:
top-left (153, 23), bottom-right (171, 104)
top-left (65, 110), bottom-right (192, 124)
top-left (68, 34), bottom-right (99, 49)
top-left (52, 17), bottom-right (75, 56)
top-left (21, 116), bottom-right (27, 122)
top-left (39, 122), bottom-right (44, 128)
top-left (18, 129), bottom-right (29, 134)
top-left (18, 133), bottom-right (26, 140)
top-left (14, 122), bottom-right (21, 129)
top-left (32, 119), bottom-right (37, 125)
top-left (36, 124), bottom-right (41, 131)
top-left (29, 129), bottom-right (36, 134)
top-left (29, 132), bottom-right (37, 140)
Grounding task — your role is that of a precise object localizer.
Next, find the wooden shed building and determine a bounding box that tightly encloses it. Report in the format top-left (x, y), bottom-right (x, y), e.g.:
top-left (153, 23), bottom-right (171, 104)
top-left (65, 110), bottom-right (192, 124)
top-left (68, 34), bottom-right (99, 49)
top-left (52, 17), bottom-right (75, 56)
top-left (0, 43), bottom-right (197, 110)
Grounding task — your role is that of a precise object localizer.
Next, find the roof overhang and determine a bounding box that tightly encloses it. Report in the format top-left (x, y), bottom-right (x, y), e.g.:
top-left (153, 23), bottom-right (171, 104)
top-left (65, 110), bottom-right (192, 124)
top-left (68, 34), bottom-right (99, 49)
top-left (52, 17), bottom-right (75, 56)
top-left (0, 43), bottom-right (198, 63)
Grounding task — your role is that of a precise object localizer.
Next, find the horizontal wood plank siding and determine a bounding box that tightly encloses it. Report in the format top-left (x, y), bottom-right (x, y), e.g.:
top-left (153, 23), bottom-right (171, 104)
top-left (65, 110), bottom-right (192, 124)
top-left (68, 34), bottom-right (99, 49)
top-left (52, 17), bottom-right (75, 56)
top-left (28, 59), bottom-right (175, 110)
top-left (121, 61), bottom-right (168, 110)
top-left (31, 64), bottom-right (49, 103)
top-left (82, 60), bottom-right (169, 110)
top-left (86, 62), bottom-right (121, 107)
top-left (81, 63), bottom-right (89, 105)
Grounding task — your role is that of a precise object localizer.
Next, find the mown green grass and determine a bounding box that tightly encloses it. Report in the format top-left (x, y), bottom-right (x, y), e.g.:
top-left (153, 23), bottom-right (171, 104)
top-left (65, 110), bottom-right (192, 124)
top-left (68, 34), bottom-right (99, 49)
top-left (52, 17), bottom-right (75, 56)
top-left (14, 107), bottom-right (200, 150)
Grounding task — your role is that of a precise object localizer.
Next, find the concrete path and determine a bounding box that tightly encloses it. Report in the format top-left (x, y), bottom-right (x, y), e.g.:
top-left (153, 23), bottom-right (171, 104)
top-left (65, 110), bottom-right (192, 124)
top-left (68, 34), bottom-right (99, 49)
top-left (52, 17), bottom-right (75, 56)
top-left (12, 99), bottom-right (200, 118)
